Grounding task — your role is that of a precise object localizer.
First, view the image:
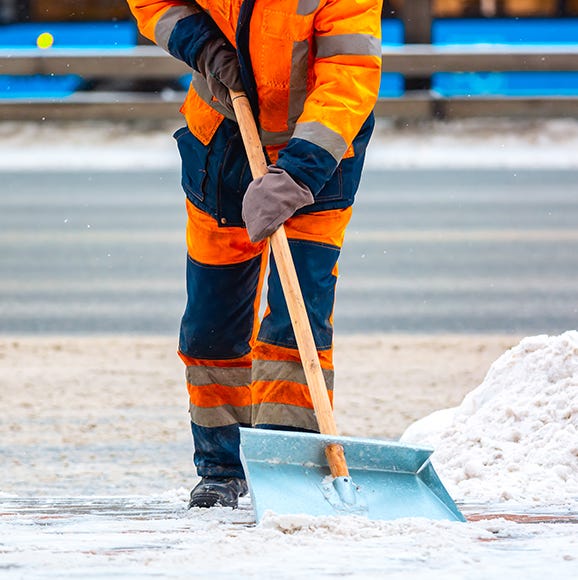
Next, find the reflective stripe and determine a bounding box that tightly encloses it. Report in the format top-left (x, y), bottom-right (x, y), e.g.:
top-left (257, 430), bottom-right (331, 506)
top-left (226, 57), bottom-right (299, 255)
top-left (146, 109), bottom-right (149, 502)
top-left (261, 128), bottom-right (293, 147)
top-left (190, 402), bottom-right (252, 428)
top-left (253, 402), bottom-right (319, 432)
top-left (155, 5), bottom-right (200, 52)
top-left (297, 0), bottom-right (320, 16)
top-left (186, 365), bottom-right (251, 387)
top-left (260, 38), bottom-right (309, 148)
top-left (191, 71), bottom-right (237, 121)
top-left (252, 359), bottom-right (334, 391)
top-left (293, 121), bottom-right (348, 162)
top-left (315, 33), bottom-right (382, 59)
top-left (288, 40), bottom-right (310, 128)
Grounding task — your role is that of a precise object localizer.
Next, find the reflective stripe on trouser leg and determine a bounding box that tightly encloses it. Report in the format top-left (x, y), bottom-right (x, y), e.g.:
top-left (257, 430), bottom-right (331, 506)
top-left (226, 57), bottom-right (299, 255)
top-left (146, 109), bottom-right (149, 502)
top-left (251, 208), bottom-right (352, 432)
top-left (179, 200), bottom-right (267, 477)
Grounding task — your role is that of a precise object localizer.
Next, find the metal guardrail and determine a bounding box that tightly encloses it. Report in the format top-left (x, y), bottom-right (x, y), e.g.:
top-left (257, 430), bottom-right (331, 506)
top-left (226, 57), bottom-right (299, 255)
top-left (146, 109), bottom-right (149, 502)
top-left (1, 45), bottom-right (578, 120)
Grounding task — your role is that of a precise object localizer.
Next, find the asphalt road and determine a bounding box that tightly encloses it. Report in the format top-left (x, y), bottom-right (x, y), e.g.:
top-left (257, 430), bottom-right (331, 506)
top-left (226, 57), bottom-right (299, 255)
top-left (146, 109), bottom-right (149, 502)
top-left (1, 168), bottom-right (577, 335)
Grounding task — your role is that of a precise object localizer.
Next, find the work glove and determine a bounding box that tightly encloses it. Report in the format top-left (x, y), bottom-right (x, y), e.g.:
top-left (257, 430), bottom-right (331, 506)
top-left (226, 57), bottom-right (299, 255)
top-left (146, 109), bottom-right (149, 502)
top-left (196, 36), bottom-right (243, 114)
top-left (242, 166), bottom-right (315, 243)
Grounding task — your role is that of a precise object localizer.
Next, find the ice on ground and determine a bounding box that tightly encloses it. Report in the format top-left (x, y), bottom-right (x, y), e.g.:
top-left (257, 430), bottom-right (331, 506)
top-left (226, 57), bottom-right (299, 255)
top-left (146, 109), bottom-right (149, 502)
top-left (402, 331), bottom-right (578, 507)
top-left (1, 493), bottom-right (577, 579)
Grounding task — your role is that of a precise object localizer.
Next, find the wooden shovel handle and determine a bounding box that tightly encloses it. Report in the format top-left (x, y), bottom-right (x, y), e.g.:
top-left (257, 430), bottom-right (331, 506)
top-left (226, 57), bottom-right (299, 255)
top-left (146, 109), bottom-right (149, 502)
top-left (231, 90), bottom-right (349, 479)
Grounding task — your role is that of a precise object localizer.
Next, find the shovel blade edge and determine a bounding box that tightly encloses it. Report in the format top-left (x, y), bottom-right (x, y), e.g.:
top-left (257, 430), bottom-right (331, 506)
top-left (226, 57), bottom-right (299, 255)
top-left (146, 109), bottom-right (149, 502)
top-left (240, 428), bottom-right (465, 523)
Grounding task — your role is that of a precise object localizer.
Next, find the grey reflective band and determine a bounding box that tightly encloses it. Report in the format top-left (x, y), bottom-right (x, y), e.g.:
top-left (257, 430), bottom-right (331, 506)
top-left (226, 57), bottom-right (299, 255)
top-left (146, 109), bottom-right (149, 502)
top-left (261, 128), bottom-right (294, 146)
top-left (191, 71), bottom-right (237, 121)
top-left (260, 38), bottom-right (309, 147)
top-left (155, 4), bottom-right (200, 52)
top-left (297, 0), bottom-right (320, 16)
top-left (253, 359), bottom-right (334, 390)
top-left (288, 40), bottom-right (309, 127)
top-left (190, 403), bottom-right (252, 428)
top-left (253, 402), bottom-right (320, 432)
top-left (186, 364), bottom-right (251, 387)
top-left (293, 121), bottom-right (348, 162)
top-left (315, 33), bottom-right (382, 59)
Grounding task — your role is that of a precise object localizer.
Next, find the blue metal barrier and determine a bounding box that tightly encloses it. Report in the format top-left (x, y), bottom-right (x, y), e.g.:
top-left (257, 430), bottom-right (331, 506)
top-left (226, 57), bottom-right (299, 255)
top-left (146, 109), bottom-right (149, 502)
top-left (2, 18), bottom-right (578, 101)
top-left (380, 19), bottom-right (405, 98)
top-left (0, 21), bottom-right (137, 48)
top-left (432, 18), bottom-right (578, 97)
top-left (0, 21), bottom-right (137, 98)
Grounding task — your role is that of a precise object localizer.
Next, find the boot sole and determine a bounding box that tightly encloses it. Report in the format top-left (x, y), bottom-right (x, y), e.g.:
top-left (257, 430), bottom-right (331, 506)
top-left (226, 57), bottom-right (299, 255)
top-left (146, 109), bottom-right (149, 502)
top-left (189, 492), bottom-right (238, 509)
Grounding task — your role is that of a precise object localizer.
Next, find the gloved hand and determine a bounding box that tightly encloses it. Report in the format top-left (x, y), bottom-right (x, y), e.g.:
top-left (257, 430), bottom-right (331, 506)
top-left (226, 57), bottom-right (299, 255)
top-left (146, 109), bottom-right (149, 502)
top-left (196, 36), bottom-right (243, 114)
top-left (242, 166), bottom-right (314, 243)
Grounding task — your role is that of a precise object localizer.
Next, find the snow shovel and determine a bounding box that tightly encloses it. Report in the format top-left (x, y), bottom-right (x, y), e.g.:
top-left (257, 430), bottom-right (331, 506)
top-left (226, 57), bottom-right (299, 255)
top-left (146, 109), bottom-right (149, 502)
top-left (230, 90), bottom-right (465, 523)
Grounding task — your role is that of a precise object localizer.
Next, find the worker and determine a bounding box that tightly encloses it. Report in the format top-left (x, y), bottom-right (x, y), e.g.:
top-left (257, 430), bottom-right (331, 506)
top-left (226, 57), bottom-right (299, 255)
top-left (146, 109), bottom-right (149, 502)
top-left (127, 0), bottom-right (382, 509)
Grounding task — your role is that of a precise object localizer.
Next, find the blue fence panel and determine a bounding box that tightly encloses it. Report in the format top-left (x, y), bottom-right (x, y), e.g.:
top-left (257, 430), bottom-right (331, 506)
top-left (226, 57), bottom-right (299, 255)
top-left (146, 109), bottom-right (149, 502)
top-left (0, 21), bottom-right (137, 98)
top-left (380, 19), bottom-right (404, 97)
top-left (434, 71), bottom-right (578, 97)
top-left (432, 18), bottom-right (578, 97)
top-left (0, 75), bottom-right (82, 99)
top-left (433, 18), bottom-right (578, 44)
top-left (0, 21), bottom-right (137, 48)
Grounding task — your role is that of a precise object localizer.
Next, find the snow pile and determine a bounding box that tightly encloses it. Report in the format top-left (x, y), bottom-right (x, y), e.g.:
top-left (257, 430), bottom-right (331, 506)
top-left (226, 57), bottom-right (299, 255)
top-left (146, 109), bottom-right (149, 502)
top-left (0, 120), bottom-right (180, 171)
top-left (402, 331), bottom-right (578, 506)
top-left (366, 118), bottom-right (578, 169)
top-left (2, 117), bottom-right (578, 171)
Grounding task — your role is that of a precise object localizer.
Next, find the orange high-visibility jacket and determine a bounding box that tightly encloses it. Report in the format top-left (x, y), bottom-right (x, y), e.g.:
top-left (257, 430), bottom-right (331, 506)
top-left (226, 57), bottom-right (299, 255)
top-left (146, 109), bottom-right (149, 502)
top-left (127, 0), bottom-right (382, 196)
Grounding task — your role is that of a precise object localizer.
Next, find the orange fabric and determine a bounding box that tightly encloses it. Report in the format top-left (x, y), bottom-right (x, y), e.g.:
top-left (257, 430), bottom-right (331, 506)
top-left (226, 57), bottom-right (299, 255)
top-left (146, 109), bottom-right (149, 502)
top-left (127, 1), bottom-right (187, 43)
top-left (195, 0), bottom-right (240, 48)
top-left (187, 383), bottom-right (251, 408)
top-left (180, 89), bottom-right (223, 146)
top-left (251, 341), bottom-right (334, 370)
top-left (128, 0), bottom-right (382, 157)
top-left (284, 207), bottom-right (352, 249)
top-left (252, 379), bottom-right (333, 410)
top-left (185, 199), bottom-right (267, 266)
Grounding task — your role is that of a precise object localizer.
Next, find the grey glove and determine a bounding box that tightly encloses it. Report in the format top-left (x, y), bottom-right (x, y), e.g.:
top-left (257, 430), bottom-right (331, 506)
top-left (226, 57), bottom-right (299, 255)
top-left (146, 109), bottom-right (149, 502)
top-left (242, 166), bottom-right (315, 243)
top-left (196, 36), bottom-right (243, 114)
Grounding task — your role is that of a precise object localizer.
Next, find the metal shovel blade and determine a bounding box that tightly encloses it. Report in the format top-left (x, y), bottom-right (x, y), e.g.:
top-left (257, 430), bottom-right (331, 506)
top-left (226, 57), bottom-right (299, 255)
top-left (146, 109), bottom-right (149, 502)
top-left (240, 428), bottom-right (465, 523)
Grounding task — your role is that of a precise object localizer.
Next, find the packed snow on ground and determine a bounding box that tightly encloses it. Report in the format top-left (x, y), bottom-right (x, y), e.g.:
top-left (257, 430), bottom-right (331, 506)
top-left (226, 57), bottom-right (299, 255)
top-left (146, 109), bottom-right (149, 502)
top-left (1, 117), bottom-right (578, 170)
top-left (1, 333), bottom-right (577, 578)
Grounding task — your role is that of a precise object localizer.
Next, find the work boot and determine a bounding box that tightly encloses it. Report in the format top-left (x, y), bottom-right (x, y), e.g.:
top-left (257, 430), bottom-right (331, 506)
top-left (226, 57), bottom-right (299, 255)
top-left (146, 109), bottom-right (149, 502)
top-left (188, 476), bottom-right (248, 509)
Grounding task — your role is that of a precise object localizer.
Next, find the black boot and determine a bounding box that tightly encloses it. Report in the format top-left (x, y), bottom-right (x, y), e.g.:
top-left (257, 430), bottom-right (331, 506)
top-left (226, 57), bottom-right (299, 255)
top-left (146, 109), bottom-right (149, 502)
top-left (188, 476), bottom-right (248, 509)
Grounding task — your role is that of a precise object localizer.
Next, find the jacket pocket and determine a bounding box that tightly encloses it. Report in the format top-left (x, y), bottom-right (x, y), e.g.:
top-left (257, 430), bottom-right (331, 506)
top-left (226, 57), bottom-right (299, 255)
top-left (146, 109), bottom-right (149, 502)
top-left (217, 128), bottom-right (253, 226)
top-left (174, 126), bottom-right (208, 204)
top-left (315, 165), bottom-right (344, 203)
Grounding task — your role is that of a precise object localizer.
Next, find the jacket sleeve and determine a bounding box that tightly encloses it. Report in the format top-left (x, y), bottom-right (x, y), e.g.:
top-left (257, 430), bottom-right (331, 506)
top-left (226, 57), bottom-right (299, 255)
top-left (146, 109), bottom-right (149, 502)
top-left (276, 0), bottom-right (383, 196)
top-left (127, 0), bottom-right (221, 70)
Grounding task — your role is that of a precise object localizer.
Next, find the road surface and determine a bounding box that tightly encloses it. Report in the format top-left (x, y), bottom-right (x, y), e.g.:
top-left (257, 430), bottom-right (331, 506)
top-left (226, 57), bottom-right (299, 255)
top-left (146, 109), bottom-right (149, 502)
top-left (1, 168), bottom-right (577, 335)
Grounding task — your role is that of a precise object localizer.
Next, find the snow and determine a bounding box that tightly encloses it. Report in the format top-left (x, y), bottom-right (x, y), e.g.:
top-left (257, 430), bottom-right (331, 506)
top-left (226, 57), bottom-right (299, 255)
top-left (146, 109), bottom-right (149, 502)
top-left (1, 333), bottom-right (577, 577)
top-left (1, 493), bottom-right (577, 579)
top-left (366, 117), bottom-right (578, 169)
top-left (1, 118), bottom-right (578, 577)
top-left (402, 331), bottom-right (578, 508)
top-left (2, 117), bottom-right (578, 171)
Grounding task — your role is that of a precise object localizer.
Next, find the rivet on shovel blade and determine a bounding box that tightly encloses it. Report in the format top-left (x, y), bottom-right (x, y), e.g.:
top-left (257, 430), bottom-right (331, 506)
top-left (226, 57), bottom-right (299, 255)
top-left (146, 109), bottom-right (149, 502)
top-left (320, 476), bottom-right (369, 516)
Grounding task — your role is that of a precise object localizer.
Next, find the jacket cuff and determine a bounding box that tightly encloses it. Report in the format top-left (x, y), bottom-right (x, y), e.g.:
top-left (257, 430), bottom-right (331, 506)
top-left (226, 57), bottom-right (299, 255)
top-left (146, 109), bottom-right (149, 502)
top-left (167, 13), bottom-right (222, 71)
top-left (276, 138), bottom-right (339, 197)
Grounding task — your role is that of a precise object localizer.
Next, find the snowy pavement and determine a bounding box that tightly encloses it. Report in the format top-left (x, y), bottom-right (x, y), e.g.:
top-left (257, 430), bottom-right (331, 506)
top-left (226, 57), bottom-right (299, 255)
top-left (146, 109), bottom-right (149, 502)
top-left (1, 493), bottom-right (577, 579)
top-left (1, 333), bottom-right (577, 578)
